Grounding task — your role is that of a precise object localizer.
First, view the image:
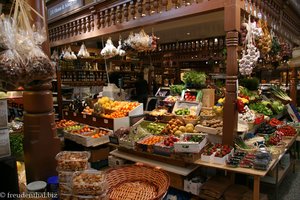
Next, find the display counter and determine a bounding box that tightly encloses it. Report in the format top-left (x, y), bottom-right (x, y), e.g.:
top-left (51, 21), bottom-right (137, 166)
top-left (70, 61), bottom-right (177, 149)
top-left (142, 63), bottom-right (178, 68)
top-left (110, 134), bottom-right (297, 200)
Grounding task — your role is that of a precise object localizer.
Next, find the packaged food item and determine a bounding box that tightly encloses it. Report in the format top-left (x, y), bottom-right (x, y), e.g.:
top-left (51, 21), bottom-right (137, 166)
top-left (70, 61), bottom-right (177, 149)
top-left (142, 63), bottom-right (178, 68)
top-left (58, 170), bottom-right (74, 183)
top-left (100, 38), bottom-right (117, 59)
top-left (77, 43), bottom-right (90, 58)
top-left (12, 0), bottom-right (55, 84)
top-left (59, 183), bottom-right (72, 194)
top-left (72, 170), bottom-right (108, 195)
top-left (0, 17), bottom-right (24, 85)
top-left (56, 151), bottom-right (90, 171)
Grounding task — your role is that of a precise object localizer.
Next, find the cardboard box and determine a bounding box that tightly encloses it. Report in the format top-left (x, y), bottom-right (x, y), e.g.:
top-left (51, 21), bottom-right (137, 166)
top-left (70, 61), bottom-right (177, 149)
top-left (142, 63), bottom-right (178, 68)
top-left (174, 134), bottom-right (207, 153)
top-left (108, 155), bottom-right (126, 167)
top-left (184, 178), bottom-right (203, 195)
top-left (166, 171), bottom-right (184, 190)
top-left (202, 89), bottom-right (215, 108)
top-left (89, 146), bottom-right (110, 162)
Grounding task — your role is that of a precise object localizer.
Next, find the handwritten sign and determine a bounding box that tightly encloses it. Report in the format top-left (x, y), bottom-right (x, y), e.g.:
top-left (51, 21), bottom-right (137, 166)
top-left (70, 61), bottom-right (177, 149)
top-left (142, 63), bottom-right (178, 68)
top-left (286, 103), bottom-right (300, 122)
top-left (48, 0), bottom-right (83, 20)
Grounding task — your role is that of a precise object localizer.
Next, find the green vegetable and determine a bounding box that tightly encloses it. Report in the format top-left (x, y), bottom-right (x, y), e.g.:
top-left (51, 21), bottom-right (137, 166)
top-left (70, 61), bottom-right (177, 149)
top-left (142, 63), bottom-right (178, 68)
top-left (271, 100), bottom-right (285, 114)
top-left (175, 108), bottom-right (190, 115)
top-left (9, 133), bottom-right (24, 157)
top-left (170, 85), bottom-right (185, 95)
top-left (239, 86), bottom-right (259, 101)
top-left (270, 86), bottom-right (292, 102)
top-left (182, 71), bottom-right (206, 86)
top-left (249, 102), bottom-right (273, 116)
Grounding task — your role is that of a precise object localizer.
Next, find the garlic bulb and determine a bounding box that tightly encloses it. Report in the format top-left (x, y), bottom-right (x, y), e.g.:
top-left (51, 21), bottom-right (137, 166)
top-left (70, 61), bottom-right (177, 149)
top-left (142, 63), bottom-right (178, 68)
top-left (101, 38), bottom-right (117, 59)
top-left (116, 39), bottom-right (126, 56)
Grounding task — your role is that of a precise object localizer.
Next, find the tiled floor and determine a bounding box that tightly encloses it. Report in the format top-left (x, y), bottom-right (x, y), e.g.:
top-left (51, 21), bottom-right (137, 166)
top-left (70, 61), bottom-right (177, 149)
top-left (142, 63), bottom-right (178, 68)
top-left (265, 160), bottom-right (300, 200)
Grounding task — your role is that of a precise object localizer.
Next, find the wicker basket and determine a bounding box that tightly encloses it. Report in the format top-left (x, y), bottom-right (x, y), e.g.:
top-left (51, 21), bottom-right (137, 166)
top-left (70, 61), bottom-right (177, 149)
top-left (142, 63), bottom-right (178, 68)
top-left (235, 144), bottom-right (258, 154)
top-left (106, 165), bottom-right (170, 200)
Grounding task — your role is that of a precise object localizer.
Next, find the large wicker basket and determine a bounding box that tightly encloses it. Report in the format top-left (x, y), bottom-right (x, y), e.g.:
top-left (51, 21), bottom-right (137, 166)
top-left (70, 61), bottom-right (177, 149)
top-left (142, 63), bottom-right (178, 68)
top-left (106, 165), bottom-right (170, 200)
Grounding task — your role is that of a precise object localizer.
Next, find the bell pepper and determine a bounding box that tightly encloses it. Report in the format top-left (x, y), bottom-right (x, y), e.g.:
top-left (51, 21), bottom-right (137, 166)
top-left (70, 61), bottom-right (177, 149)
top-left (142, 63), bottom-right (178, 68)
top-left (239, 94), bottom-right (250, 100)
top-left (254, 115), bottom-right (264, 125)
top-left (237, 99), bottom-right (245, 113)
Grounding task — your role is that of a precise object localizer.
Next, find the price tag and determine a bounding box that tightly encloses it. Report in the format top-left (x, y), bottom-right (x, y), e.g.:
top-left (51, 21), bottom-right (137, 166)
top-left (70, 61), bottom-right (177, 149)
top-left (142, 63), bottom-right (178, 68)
top-left (65, 112), bottom-right (68, 116)
top-left (104, 119), bottom-right (108, 124)
top-left (73, 112), bottom-right (77, 117)
top-left (92, 117), bottom-right (97, 122)
top-left (83, 115), bottom-right (86, 119)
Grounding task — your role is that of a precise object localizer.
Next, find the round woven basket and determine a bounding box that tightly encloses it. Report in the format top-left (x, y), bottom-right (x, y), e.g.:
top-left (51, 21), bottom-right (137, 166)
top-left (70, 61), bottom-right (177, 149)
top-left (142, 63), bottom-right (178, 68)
top-left (106, 165), bottom-right (170, 200)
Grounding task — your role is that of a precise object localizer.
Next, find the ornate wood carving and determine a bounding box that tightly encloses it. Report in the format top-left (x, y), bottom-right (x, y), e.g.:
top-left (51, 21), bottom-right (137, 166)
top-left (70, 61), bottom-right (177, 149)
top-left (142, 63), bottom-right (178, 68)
top-left (48, 0), bottom-right (299, 47)
top-left (111, 8), bottom-right (116, 25)
top-left (137, 0), bottom-right (143, 17)
top-left (153, 0), bottom-right (159, 13)
top-left (100, 11), bottom-right (105, 28)
top-left (162, 0), bottom-right (168, 11)
top-left (130, 1), bottom-right (136, 20)
top-left (145, 0), bottom-right (151, 16)
top-left (81, 18), bottom-right (86, 33)
top-left (116, 6), bottom-right (122, 23)
top-left (123, 3), bottom-right (129, 21)
top-left (105, 9), bottom-right (110, 27)
top-left (90, 15), bottom-right (94, 31)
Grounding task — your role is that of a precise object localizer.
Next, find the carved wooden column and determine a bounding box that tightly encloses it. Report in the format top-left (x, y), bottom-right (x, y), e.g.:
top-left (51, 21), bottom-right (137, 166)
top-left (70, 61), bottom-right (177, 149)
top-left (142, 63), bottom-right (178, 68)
top-left (289, 62), bottom-right (297, 105)
top-left (23, 0), bottom-right (61, 182)
top-left (222, 0), bottom-right (241, 146)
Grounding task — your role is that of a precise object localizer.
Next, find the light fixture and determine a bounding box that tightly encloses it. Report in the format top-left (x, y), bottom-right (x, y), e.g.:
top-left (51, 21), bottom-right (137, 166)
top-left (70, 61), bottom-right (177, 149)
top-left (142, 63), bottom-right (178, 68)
top-left (186, 32), bottom-right (190, 35)
top-left (142, 13), bottom-right (146, 17)
top-left (151, 10), bottom-right (155, 14)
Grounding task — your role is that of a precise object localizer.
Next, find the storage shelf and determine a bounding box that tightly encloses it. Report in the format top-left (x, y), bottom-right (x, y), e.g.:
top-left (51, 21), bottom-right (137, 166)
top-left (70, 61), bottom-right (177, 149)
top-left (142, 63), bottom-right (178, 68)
top-left (110, 149), bottom-right (198, 176)
top-left (260, 163), bottom-right (292, 185)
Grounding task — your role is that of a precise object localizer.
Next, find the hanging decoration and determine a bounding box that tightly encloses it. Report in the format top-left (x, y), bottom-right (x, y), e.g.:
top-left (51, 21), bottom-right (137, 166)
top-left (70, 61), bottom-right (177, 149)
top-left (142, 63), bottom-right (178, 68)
top-left (77, 43), bottom-right (90, 58)
top-left (50, 50), bottom-right (59, 61)
top-left (0, 0), bottom-right (55, 87)
top-left (116, 37), bottom-right (126, 57)
top-left (63, 46), bottom-right (77, 60)
top-left (100, 38), bottom-right (117, 59)
top-left (256, 20), bottom-right (272, 56)
top-left (123, 29), bottom-right (158, 52)
top-left (239, 16), bottom-right (260, 76)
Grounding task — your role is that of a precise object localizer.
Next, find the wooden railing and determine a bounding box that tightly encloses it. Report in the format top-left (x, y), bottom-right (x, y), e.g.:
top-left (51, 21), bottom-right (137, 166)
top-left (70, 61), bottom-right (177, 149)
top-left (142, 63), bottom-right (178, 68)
top-left (48, 0), bottom-right (224, 47)
top-left (48, 0), bottom-right (300, 47)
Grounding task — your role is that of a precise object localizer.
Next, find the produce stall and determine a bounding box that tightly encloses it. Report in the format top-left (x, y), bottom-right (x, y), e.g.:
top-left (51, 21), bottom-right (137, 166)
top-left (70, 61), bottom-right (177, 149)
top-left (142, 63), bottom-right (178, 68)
top-left (56, 77), bottom-right (299, 199)
top-left (1, 0), bottom-right (300, 199)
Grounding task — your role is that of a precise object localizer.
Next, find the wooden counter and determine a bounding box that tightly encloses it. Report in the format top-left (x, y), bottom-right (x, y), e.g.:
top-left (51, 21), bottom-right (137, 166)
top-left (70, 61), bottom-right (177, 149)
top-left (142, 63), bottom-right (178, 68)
top-left (110, 135), bottom-right (297, 200)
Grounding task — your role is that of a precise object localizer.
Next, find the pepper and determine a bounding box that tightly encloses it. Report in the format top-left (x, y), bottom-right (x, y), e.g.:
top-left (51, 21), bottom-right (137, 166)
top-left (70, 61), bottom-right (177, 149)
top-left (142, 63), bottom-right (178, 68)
top-left (237, 99), bottom-right (245, 113)
top-left (239, 94), bottom-right (250, 100)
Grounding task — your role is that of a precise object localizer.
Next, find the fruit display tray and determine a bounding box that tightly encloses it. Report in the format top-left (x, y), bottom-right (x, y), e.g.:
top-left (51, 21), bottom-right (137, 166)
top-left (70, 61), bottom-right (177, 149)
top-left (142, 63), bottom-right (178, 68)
top-left (64, 127), bottom-right (112, 147)
top-left (174, 134), bottom-right (207, 153)
top-left (153, 142), bottom-right (174, 157)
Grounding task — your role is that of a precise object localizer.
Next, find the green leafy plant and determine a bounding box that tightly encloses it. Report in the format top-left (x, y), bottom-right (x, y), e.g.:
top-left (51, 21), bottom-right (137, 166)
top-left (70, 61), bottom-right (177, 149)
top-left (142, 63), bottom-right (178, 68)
top-left (182, 71), bottom-right (206, 86)
top-left (10, 134), bottom-right (24, 158)
top-left (170, 85), bottom-right (185, 95)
